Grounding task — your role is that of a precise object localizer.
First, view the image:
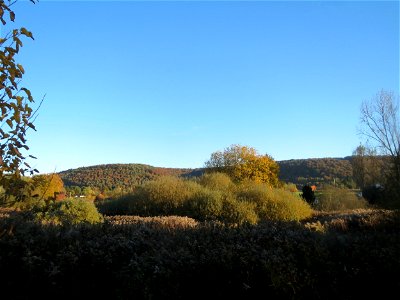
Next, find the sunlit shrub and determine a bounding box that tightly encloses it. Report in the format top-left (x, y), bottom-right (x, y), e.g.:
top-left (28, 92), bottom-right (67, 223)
top-left (237, 182), bottom-right (312, 221)
top-left (184, 188), bottom-right (224, 221)
top-left (98, 176), bottom-right (312, 224)
top-left (198, 172), bottom-right (234, 192)
top-left (34, 199), bottom-right (104, 225)
top-left (282, 182), bottom-right (298, 193)
top-left (315, 186), bottom-right (369, 211)
top-left (137, 176), bottom-right (201, 214)
top-left (105, 215), bottom-right (198, 228)
top-left (220, 195), bottom-right (258, 225)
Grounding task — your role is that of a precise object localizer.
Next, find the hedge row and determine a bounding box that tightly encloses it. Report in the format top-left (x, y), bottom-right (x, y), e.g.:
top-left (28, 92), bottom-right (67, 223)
top-left (0, 209), bottom-right (399, 299)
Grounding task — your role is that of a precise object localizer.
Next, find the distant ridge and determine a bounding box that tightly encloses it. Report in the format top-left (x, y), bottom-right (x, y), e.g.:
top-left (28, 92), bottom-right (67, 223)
top-left (278, 157), bottom-right (353, 187)
top-left (58, 163), bottom-right (204, 191)
top-left (58, 157), bottom-right (354, 190)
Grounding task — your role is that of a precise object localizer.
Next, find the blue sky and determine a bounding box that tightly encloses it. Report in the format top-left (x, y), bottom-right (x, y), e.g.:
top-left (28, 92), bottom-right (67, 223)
top-left (5, 0), bottom-right (399, 173)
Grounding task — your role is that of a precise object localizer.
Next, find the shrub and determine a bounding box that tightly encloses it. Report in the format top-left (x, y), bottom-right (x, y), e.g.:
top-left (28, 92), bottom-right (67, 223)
top-left (315, 186), bottom-right (369, 211)
top-left (133, 176), bottom-right (202, 215)
top-left (184, 188), bottom-right (224, 221)
top-left (237, 183), bottom-right (312, 221)
top-left (282, 183), bottom-right (298, 193)
top-left (34, 199), bottom-right (104, 225)
top-left (105, 215), bottom-right (198, 228)
top-left (198, 172), bottom-right (234, 192)
top-left (220, 195), bottom-right (258, 225)
top-left (98, 176), bottom-right (203, 217)
top-left (11, 196), bottom-right (47, 211)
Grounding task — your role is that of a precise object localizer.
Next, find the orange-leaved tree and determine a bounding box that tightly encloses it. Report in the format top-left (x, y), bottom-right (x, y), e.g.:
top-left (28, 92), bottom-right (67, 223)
top-left (205, 144), bottom-right (280, 187)
top-left (31, 173), bottom-right (65, 201)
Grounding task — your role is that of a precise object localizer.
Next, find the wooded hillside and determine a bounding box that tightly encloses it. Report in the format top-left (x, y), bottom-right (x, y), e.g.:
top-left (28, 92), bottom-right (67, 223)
top-left (59, 164), bottom-right (202, 191)
top-left (278, 157), bottom-right (354, 187)
top-left (58, 158), bottom-right (355, 190)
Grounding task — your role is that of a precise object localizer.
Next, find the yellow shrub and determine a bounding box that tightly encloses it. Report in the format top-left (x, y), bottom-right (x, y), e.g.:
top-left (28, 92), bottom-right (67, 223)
top-left (237, 182), bottom-right (312, 221)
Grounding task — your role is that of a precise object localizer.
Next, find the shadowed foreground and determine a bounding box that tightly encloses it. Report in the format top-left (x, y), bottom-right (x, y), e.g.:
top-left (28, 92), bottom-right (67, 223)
top-left (0, 209), bottom-right (399, 299)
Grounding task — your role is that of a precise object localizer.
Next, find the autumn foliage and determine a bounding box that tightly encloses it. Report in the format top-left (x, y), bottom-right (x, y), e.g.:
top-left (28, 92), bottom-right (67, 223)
top-left (98, 173), bottom-right (312, 224)
top-left (204, 144), bottom-right (280, 186)
top-left (31, 173), bottom-right (65, 200)
top-left (0, 0), bottom-right (38, 200)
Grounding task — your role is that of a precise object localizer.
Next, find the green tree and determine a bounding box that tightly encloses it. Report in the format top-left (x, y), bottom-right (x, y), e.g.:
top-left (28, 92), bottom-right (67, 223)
top-left (0, 0), bottom-right (38, 201)
top-left (204, 144), bottom-right (280, 186)
top-left (82, 186), bottom-right (95, 197)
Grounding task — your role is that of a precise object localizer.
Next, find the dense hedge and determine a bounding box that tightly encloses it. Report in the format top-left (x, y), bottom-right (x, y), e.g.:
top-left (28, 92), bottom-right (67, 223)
top-left (0, 209), bottom-right (399, 299)
top-left (97, 174), bottom-right (312, 223)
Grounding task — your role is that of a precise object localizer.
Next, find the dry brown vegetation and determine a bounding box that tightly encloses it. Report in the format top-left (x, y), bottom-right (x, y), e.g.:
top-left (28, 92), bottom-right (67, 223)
top-left (0, 207), bottom-right (399, 299)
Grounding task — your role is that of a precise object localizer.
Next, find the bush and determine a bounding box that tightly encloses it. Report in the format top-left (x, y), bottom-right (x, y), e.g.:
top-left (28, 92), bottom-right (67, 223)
top-left (315, 186), bottom-right (369, 211)
top-left (11, 196), bottom-right (47, 211)
top-left (220, 195), bottom-right (258, 225)
top-left (282, 182), bottom-right (298, 193)
top-left (98, 176), bottom-right (203, 217)
top-left (135, 176), bottom-right (202, 215)
top-left (198, 172), bottom-right (234, 192)
top-left (98, 176), bottom-right (312, 224)
top-left (34, 199), bottom-right (104, 225)
top-left (237, 183), bottom-right (312, 221)
top-left (184, 188), bottom-right (224, 221)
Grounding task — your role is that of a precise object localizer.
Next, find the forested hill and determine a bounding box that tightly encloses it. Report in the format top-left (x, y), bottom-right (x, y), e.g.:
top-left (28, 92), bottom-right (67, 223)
top-left (278, 157), bottom-right (354, 187)
top-left (58, 164), bottom-right (203, 191)
top-left (59, 158), bottom-right (354, 190)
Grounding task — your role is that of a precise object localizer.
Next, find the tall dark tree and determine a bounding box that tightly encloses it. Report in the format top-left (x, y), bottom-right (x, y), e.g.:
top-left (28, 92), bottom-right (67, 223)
top-left (301, 185), bottom-right (315, 205)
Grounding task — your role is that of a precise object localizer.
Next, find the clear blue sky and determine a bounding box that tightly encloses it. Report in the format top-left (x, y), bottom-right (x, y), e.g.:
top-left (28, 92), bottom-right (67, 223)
top-left (6, 0), bottom-right (399, 173)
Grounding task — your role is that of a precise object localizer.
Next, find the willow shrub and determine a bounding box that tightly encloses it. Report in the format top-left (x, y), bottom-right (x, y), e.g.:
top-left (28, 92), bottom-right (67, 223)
top-left (198, 172), bottom-right (235, 192)
top-left (220, 195), bottom-right (259, 225)
top-left (131, 176), bottom-right (202, 215)
top-left (315, 186), bottom-right (369, 211)
top-left (98, 175), bottom-right (312, 224)
top-left (237, 182), bottom-right (312, 222)
top-left (34, 199), bottom-right (104, 225)
top-left (183, 188), bottom-right (224, 221)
